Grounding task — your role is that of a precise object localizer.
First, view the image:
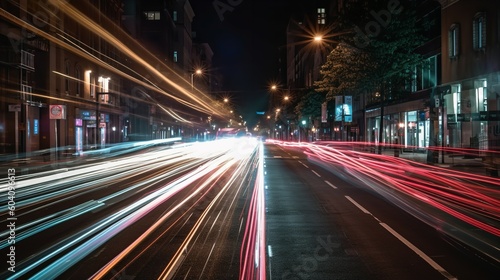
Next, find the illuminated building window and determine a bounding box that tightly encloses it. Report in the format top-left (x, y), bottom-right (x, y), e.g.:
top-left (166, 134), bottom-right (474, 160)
top-left (473, 12), bottom-right (486, 50)
top-left (85, 70), bottom-right (92, 98)
top-left (448, 23), bottom-right (460, 58)
top-left (144, 11), bottom-right (160, 20)
top-left (173, 51), bottom-right (178, 62)
top-left (173, 11), bottom-right (177, 21)
top-left (317, 8), bottom-right (326, 25)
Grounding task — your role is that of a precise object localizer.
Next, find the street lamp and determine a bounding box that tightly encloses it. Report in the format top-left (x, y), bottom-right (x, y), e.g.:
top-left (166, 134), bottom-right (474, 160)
top-left (191, 69), bottom-right (202, 90)
top-left (283, 95), bottom-right (290, 140)
top-left (300, 119), bottom-right (306, 142)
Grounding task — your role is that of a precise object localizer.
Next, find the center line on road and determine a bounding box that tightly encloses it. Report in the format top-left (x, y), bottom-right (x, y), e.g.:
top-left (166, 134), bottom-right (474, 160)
top-left (380, 223), bottom-right (457, 280)
top-left (345, 196), bottom-right (372, 215)
top-left (345, 195), bottom-right (456, 280)
top-left (311, 170), bottom-right (321, 177)
top-left (324, 180), bottom-right (337, 189)
top-left (298, 161), bottom-right (309, 168)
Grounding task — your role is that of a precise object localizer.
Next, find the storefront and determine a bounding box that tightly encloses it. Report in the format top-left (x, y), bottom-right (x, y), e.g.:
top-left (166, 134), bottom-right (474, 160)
top-left (365, 98), bottom-right (430, 150)
top-left (75, 108), bottom-right (112, 152)
top-left (444, 77), bottom-right (500, 150)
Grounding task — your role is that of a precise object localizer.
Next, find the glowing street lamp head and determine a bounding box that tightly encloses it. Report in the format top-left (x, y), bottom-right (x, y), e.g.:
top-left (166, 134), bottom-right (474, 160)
top-left (271, 84), bottom-right (277, 91)
top-left (195, 69), bottom-right (202, 75)
top-left (314, 35), bottom-right (323, 42)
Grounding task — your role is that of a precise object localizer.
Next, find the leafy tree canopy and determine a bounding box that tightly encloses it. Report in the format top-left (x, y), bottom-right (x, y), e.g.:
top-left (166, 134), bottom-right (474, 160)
top-left (295, 89), bottom-right (325, 120)
top-left (315, 0), bottom-right (427, 101)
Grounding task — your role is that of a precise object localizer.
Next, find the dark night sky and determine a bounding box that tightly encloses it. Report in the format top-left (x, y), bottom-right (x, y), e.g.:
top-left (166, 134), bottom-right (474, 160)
top-left (190, 0), bottom-right (301, 127)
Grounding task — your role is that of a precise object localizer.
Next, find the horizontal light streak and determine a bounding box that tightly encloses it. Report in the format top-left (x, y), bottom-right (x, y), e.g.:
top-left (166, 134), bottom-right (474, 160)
top-left (274, 140), bottom-right (500, 263)
top-left (2, 139), bottom-right (259, 279)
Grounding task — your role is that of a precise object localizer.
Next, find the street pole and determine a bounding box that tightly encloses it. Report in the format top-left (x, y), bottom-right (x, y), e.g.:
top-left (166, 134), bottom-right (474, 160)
top-left (191, 73), bottom-right (194, 91)
top-left (96, 93), bottom-right (100, 149)
top-left (342, 94), bottom-right (345, 141)
top-left (441, 92), bottom-right (445, 164)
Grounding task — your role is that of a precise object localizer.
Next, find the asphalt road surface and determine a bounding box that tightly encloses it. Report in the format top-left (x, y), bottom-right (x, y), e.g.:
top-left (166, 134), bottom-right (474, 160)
top-left (264, 143), bottom-right (498, 280)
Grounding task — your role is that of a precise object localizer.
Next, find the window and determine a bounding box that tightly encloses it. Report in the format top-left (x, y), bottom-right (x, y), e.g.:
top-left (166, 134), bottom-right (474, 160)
top-left (410, 66), bottom-right (418, 92)
top-left (407, 56), bottom-right (437, 92)
top-left (98, 76), bottom-right (110, 93)
top-left (173, 11), bottom-right (177, 22)
top-left (75, 66), bottom-right (82, 96)
top-left (21, 84), bottom-right (32, 101)
top-left (451, 84), bottom-right (461, 115)
top-left (448, 24), bottom-right (460, 58)
top-left (144, 11), bottom-right (160, 20)
top-left (21, 50), bottom-right (34, 69)
top-left (317, 8), bottom-right (326, 25)
top-left (90, 75), bottom-right (95, 98)
top-left (473, 12), bottom-right (486, 50)
top-left (422, 56), bottom-right (437, 89)
top-left (474, 79), bottom-right (487, 112)
top-left (65, 60), bottom-right (70, 94)
top-left (173, 51), bottom-right (178, 63)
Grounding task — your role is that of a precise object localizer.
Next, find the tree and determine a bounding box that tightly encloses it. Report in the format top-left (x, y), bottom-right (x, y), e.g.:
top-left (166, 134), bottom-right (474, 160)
top-left (315, 0), bottom-right (428, 151)
top-left (295, 89), bottom-right (324, 121)
top-left (315, 42), bottom-right (375, 101)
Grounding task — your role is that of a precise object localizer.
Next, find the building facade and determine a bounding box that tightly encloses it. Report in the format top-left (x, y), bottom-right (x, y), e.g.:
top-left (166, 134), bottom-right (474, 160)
top-left (0, 0), bottom-right (217, 157)
top-left (342, 0), bottom-right (500, 155)
top-left (365, 0), bottom-right (442, 150)
top-left (440, 0), bottom-right (500, 151)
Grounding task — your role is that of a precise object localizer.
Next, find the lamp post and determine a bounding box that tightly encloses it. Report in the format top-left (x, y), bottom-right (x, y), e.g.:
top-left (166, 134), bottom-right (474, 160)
top-left (283, 95), bottom-right (290, 140)
top-left (191, 69), bottom-right (202, 91)
top-left (300, 120), bottom-right (306, 142)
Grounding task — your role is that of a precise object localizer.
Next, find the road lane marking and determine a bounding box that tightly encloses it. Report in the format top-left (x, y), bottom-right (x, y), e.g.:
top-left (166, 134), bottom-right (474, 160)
top-left (298, 161), bottom-right (309, 168)
top-left (379, 223), bottom-right (457, 280)
top-left (345, 196), bottom-right (372, 215)
top-left (324, 180), bottom-right (337, 189)
top-left (345, 195), bottom-right (456, 280)
top-left (311, 170), bottom-right (321, 177)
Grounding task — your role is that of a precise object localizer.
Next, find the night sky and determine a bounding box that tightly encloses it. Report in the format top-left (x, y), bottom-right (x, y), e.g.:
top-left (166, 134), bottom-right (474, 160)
top-left (190, 0), bottom-right (301, 127)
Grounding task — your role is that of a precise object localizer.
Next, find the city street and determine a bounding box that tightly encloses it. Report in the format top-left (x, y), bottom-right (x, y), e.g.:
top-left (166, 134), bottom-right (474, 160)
top-left (1, 139), bottom-right (499, 279)
top-left (2, 1), bottom-right (500, 279)
top-left (264, 142), bottom-right (499, 279)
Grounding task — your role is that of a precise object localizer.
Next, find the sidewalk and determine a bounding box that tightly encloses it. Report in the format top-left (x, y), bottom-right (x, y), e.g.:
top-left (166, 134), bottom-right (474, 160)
top-left (381, 148), bottom-right (494, 177)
